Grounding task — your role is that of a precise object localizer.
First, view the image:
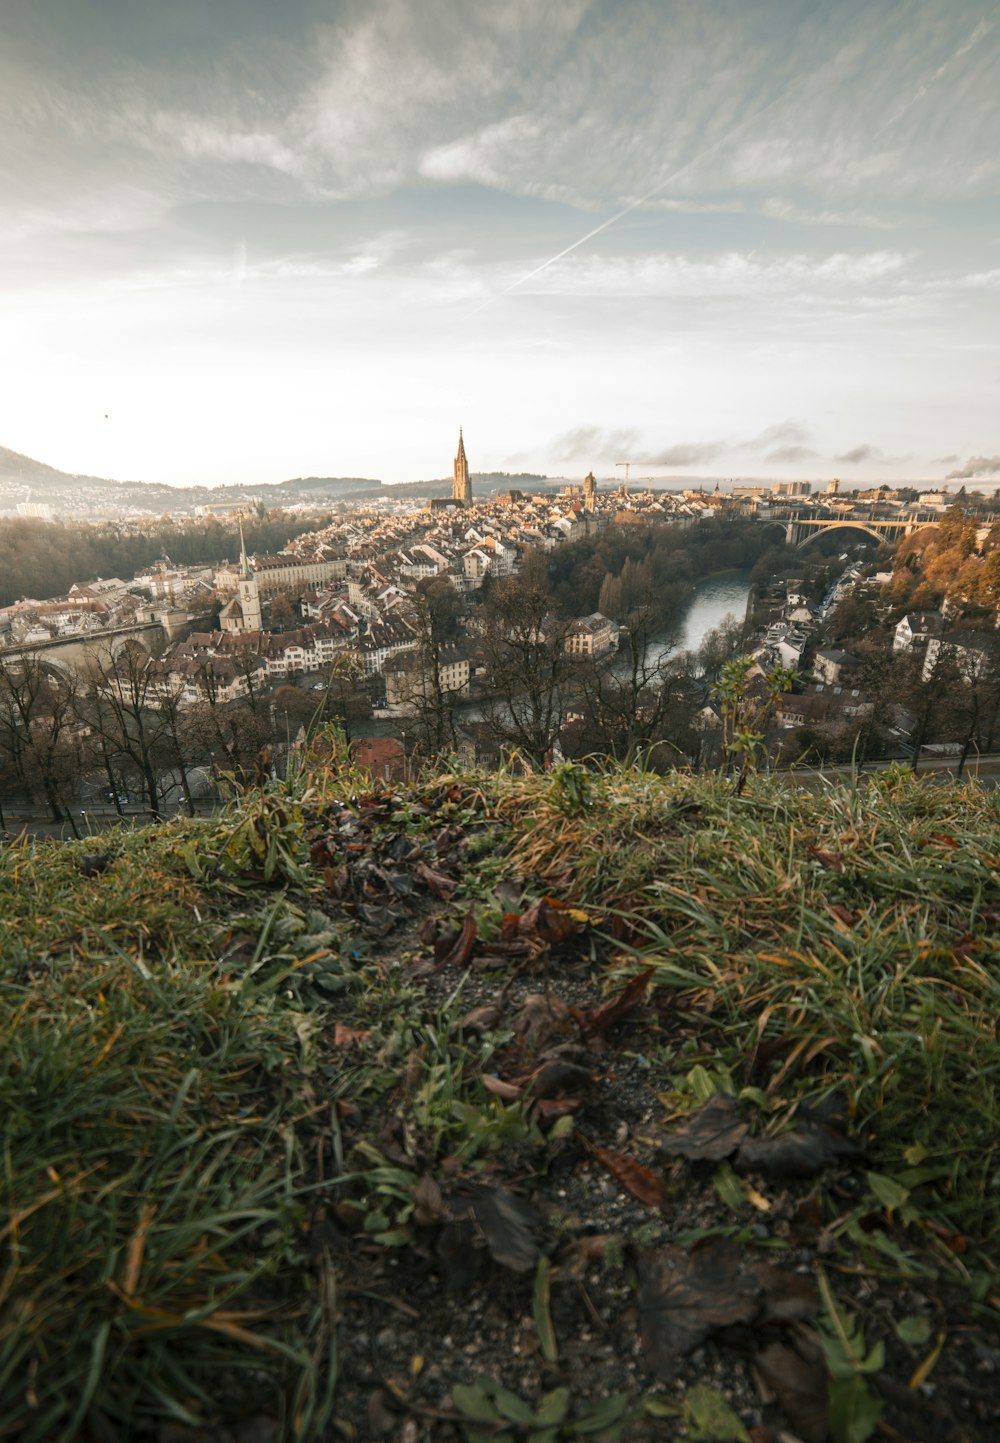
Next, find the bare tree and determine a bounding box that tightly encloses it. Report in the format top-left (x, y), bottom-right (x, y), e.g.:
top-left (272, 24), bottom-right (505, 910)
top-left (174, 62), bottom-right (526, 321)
top-left (79, 643), bottom-right (168, 818)
top-left (477, 573), bottom-right (576, 769)
top-left (0, 652), bottom-right (84, 828)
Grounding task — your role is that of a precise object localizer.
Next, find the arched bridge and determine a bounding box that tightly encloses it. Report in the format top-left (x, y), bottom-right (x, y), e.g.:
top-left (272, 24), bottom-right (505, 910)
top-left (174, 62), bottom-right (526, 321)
top-left (783, 516), bottom-right (934, 549)
top-left (0, 622), bottom-right (166, 681)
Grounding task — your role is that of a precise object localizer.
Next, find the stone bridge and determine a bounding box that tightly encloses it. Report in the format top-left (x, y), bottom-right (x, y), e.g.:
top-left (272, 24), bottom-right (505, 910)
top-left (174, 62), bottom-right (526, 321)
top-left (0, 622), bottom-right (167, 681)
top-left (783, 515), bottom-right (934, 549)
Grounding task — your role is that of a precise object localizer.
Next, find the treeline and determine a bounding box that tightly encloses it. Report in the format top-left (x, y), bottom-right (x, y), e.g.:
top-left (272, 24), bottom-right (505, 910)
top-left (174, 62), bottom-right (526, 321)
top-left (888, 506), bottom-right (1000, 616)
top-left (542, 516), bottom-right (787, 629)
top-left (0, 513), bottom-right (334, 608)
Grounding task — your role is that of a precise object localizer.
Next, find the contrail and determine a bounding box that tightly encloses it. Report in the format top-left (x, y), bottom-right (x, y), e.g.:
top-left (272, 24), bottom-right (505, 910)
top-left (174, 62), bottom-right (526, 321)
top-left (491, 87), bottom-right (786, 303)
top-left (874, 17), bottom-right (993, 137)
top-left (476, 12), bottom-right (993, 311)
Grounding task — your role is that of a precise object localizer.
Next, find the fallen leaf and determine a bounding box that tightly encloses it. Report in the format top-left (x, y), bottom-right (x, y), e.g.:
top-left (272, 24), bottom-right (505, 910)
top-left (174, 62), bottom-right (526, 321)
top-left (807, 846), bottom-right (844, 872)
top-left (414, 859), bottom-right (457, 899)
top-left (503, 896), bottom-right (591, 947)
top-left (583, 1138), bottom-right (666, 1208)
top-left (459, 1005), bottom-right (501, 1033)
top-left (525, 1058), bottom-right (594, 1099)
top-left (639, 1242), bottom-right (760, 1379)
top-left (736, 1124), bottom-right (862, 1180)
top-left (828, 903), bottom-right (860, 929)
top-left (481, 1073), bottom-right (523, 1101)
top-left (411, 1175), bottom-right (447, 1227)
top-left (659, 1094), bottom-right (749, 1162)
top-left (578, 967), bottom-right (655, 1038)
top-left (514, 993), bottom-right (574, 1051)
top-left (534, 1096), bottom-right (583, 1120)
top-left (438, 906), bottom-right (477, 967)
top-left (333, 1023), bottom-right (372, 1048)
top-left (753, 1343), bottom-right (828, 1443)
top-left (463, 1187), bottom-right (544, 1273)
top-left (755, 1265), bottom-right (819, 1322)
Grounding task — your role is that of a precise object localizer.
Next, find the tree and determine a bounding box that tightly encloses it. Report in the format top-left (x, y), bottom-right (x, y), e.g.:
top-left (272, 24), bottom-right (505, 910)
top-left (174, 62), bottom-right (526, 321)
top-left (477, 573), bottom-right (576, 769)
top-left (78, 643), bottom-right (170, 818)
top-left (893, 651), bottom-right (959, 773)
top-left (697, 613), bottom-right (746, 677)
top-left (269, 593), bottom-right (295, 631)
top-left (0, 654), bottom-right (84, 829)
top-left (393, 581), bottom-right (470, 760)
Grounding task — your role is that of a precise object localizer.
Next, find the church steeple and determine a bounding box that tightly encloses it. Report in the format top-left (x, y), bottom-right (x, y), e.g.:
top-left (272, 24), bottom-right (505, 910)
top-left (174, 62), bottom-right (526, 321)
top-left (236, 515), bottom-right (262, 632)
top-left (452, 428), bottom-right (471, 506)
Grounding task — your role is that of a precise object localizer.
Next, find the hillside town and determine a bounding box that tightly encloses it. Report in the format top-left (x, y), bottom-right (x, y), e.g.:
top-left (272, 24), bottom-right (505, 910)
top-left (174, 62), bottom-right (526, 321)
top-left (2, 432), bottom-right (1000, 826)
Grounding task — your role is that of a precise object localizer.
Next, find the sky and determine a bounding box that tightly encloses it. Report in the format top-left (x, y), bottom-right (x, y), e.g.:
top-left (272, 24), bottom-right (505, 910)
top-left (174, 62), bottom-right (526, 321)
top-left (2, 0), bottom-right (999, 489)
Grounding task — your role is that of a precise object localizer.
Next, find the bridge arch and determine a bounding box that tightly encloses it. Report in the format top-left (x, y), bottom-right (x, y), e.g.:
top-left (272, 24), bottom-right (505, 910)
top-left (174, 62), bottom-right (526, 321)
top-left (110, 633), bottom-right (153, 661)
top-left (790, 522), bottom-right (894, 548)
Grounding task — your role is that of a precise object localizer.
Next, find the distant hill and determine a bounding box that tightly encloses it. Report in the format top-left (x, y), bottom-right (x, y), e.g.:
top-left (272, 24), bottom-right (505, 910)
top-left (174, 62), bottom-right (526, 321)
top-left (0, 444), bottom-right (115, 491)
top-left (0, 445), bottom-right (554, 511)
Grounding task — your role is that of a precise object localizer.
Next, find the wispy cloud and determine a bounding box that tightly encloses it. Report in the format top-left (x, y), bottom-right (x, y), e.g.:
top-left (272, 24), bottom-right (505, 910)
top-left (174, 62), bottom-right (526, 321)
top-left (836, 444), bottom-right (892, 465)
top-left (646, 442), bottom-right (729, 468)
top-left (548, 425), bottom-right (641, 461)
top-left (946, 454), bottom-right (1000, 480)
top-left (765, 445), bottom-right (818, 464)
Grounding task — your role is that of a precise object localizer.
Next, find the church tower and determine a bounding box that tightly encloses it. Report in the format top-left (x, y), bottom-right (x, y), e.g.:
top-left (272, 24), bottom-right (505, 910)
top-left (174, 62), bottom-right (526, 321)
top-left (237, 519), bottom-right (263, 633)
top-left (583, 470), bottom-right (596, 511)
top-left (452, 428), bottom-right (472, 506)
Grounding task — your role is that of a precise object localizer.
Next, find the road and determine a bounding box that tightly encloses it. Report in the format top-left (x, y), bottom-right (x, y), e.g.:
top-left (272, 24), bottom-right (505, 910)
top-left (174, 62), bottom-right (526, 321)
top-left (780, 751), bottom-right (1000, 789)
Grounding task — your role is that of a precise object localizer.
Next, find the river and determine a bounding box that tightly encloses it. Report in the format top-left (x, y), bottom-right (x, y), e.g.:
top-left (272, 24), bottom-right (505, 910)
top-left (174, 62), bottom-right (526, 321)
top-left (647, 570), bottom-right (752, 668)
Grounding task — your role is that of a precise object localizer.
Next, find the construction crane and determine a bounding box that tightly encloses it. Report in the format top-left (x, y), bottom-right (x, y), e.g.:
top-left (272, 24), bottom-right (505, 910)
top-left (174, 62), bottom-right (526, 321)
top-left (616, 462), bottom-right (661, 496)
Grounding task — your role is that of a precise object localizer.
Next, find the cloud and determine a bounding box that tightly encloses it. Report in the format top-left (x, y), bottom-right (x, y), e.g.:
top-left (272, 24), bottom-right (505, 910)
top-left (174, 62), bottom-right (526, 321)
top-left (646, 442), bottom-right (729, 468)
top-left (745, 421), bottom-right (813, 452)
top-left (512, 250), bottom-right (910, 299)
top-left (764, 445), bottom-right (818, 464)
top-left (760, 198), bottom-right (895, 230)
top-left (549, 425), bottom-right (640, 461)
top-left (836, 444), bottom-right (890, 465)
top-left (946, 454), bottom-right (1000, 480)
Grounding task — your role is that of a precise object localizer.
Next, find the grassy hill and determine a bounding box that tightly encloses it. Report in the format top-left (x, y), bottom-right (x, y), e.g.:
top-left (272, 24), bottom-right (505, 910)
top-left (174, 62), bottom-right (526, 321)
top-left (2, 756), bottom-right (998, 1442)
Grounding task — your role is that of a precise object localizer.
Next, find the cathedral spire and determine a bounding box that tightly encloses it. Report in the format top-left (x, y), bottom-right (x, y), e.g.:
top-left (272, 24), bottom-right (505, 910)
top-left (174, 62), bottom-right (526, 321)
top-left (452, 428), bottom-right (471, 506)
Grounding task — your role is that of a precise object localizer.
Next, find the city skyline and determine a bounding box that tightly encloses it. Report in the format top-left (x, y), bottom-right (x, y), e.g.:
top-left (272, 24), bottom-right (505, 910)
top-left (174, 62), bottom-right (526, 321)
top-left (2, 0), bottom-right (998, 489)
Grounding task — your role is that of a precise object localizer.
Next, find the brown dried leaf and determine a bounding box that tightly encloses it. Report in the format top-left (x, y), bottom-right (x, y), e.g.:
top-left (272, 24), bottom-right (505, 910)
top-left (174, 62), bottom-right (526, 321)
top-left (459, 1005), bottom-right (501, 1033)
top-left (807, 845), bottom-right (844, 872)
top-left (411, 1175), bottom-right (448, 1227)
top-left (755, 1264), bottom-right (820, 1322)
top-left (639, 1242), bottom-right (761, 1379)
top-left (481, 1073), bottom-right (523, 1101)
top-left (333, 1023), bottom-right (372, 1048)
top-left (466, 1187), bottom-right (543, 1273)
top-left (526, 1059), bottom-right (594, 1099)
top-left (534, 1096), bottom-right (583, 1120)
top-left (658, 1095), bottom-right (749, 1163)
top-left (503, 896), bottom-right (591, 946)
top-left (514, 993), bottom-right (574, 1051)
top-left (584, 1139), bottom-right (666, 1208)
top-left (752, 1342), bottom-right (828, 1443)
top-left (579, 967), bottom-right (655, 1037)
top-left (736, 1124), bottom-right (862, 1180)
top-left (439, 906), bottom-right (477, 967)
top-left (414, 859), bottom-right (458, 899)
top-left (828, 903), bottom-right (860, 929)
